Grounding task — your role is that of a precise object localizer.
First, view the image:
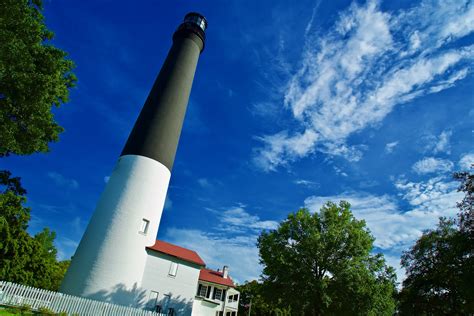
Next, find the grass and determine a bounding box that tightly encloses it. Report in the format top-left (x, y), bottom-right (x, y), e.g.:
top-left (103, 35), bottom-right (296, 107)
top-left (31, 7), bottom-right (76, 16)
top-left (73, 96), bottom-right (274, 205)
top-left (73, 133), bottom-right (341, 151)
top-left (0, 306), bottom-right (34, 315)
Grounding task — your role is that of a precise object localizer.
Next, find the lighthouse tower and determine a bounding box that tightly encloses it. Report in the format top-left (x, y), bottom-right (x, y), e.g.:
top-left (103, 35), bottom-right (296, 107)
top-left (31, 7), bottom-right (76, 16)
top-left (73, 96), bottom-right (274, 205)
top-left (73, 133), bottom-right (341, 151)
top-left (60, 13), bottom-right (207, 306)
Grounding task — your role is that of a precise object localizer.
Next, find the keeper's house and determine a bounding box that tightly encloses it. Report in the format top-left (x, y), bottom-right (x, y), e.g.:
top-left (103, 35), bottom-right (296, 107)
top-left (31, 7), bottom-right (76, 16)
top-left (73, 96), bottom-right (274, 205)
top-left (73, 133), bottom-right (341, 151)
top-left (142, 240), bottom-right (239, 316)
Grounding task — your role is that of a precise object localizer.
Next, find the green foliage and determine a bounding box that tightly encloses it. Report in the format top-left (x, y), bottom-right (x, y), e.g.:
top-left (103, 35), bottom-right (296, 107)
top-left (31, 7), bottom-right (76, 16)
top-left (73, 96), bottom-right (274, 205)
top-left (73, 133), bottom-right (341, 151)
top-left (0, 0), bottom-right (76, 157)
top-left (237, 280), bottom-right (291, 316)
top-left (36, 307), bottom-right (54, 315)
top-left (4, 307), bottom-right (19, 315)
top-left (18, 305), bottom-right (32, 314)
top-left (398, 170), bottom-right (474, 315)
top-left (0, 170), bottom-right (33, 284)
top-left (258, 202), bottom-right (397, 315)
top-left (0, 170), bottom-right (70, 290)
top-left (453, 170), bottom-right (473, 239)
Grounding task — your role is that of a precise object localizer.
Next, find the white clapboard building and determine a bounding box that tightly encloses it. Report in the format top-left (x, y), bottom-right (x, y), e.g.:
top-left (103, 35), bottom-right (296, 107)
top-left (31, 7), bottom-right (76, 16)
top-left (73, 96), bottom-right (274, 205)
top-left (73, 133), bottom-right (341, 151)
top-left (142, 240), bottom-right (239, 316)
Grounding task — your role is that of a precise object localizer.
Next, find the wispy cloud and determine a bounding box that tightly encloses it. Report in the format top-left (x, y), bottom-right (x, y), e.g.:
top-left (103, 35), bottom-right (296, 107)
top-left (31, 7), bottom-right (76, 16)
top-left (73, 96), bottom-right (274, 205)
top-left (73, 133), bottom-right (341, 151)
top-left (385, 141), bottom-right (399, 154)
top-left (219, 207), bottom-right (278, 231)
top-left (294, 179), bottom-right (320, 188)
top-left (459, 153), bottom-right (474, 170)
top-left (412, 157), bottom-right (453, 174)
top-left (47, 172), bottom-right (79, 189)
top-left (254, 130), bottom-right (318, 170)
top-left (423, 130), bottom-right (452, 154)
top-left (197, 178), bottom-right (212, 188)
top-left (254, 0), bottom-right (474, 171)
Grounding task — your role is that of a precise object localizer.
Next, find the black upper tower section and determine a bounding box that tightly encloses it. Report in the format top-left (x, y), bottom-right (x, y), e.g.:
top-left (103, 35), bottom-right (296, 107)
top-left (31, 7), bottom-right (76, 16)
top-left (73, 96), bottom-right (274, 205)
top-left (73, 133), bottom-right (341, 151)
top-left (121, 13), bottom-right (207, 170)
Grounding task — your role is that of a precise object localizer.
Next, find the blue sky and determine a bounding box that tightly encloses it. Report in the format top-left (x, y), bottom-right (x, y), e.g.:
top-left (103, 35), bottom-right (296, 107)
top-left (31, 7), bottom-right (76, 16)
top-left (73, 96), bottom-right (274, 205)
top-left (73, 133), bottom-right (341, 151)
top-left (2, 0), bottom-right (473, 284)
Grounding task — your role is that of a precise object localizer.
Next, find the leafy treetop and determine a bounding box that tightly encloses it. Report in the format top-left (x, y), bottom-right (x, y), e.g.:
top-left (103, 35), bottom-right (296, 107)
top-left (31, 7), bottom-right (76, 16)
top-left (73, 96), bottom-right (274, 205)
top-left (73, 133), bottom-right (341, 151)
top-left (258, 202), bottom-right (396, 316)
top-left (0, 0), bottom-right (76, 157)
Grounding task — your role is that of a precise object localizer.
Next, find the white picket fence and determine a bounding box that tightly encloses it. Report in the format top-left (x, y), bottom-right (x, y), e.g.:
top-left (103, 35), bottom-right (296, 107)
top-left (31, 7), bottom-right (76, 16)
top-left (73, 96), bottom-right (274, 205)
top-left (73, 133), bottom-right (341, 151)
top-left (0, 281), bottom-right (166, 316)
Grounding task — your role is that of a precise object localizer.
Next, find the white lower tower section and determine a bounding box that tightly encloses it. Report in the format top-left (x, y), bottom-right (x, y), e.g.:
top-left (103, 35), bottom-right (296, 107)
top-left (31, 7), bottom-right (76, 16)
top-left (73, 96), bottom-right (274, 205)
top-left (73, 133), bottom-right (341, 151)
top-left (60, 155), bottom-right (170, 306)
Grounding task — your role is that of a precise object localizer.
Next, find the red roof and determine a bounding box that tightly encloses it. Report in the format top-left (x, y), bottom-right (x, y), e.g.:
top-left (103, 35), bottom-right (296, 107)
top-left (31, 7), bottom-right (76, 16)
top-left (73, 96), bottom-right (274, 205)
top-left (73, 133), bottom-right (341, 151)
top-left (147, 240), bottom-right (205, 266)
top-left (199, 268), bottom-right (235, 288)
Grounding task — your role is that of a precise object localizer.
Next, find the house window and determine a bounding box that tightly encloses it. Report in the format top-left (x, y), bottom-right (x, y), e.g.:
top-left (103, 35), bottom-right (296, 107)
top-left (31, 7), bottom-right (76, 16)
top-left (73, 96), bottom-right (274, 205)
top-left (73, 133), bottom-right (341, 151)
top-left (213, 288), bottom-right (223, 301)
top-left (147, 291), bottom-right (159, 309)
top-left (197, 284), bottom-right (208, 297)
top-left (228, 294), bottom-right (239, 303)
top-left (197, 284), bottom-right (212, 298)
top-left (139, 219), bottom-right (149, 234)
top-left (168, 262), bottom-right (178, 277)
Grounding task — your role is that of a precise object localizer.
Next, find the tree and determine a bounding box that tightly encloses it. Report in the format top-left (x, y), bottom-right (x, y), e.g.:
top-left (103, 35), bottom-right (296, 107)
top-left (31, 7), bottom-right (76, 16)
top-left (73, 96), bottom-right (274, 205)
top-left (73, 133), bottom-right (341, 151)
top-left (0, 0), bottom-right (76, 157)
top-left (237, 280), bottom-right (291, 316)
top-left (0, 170), bottom-right (70, 290)
top-left (0, 170), bottom-right (32, 283)
top-left (399, 170), bottom-right (474, 315)
top-left (258, 202), bottom-right (396, 316)
top-left (453, 170), bottom-right (473, 239)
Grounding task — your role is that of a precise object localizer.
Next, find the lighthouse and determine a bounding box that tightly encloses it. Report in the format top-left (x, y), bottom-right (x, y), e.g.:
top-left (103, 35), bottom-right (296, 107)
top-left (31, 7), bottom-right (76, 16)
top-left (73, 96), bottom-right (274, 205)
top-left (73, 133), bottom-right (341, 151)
top-left (60, 13), bottom-right (207, 306)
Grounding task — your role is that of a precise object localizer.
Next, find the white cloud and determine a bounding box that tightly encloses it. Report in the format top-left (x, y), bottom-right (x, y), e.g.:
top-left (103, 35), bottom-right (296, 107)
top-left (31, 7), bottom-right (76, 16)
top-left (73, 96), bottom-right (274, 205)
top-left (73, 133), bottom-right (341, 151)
top-left (219, 207), bottom-right (278, 231)
top-left (385, 141), bottom-right (399, 153)
top-left (253, 130), bottom-right (318, 171)
top-left (104, 176), bottom-right (110, 183)
top-left (412, 157), bottom-right (453, 174)
top-left (47, 172), bottom-right (79, 189)
top-left (434, 131), bottom-right (452, 154)
top-left (333, 166), bottom-right (348, 177)
top-left (294, 179), bottom-right (319, 188)
top-left (423, 130), bottom-right (452, 154)
top-left (459, 153), bottom-right (474, 170)
top-left (254, 0), bottom-right (474, 171)
top-left (304, 175), bottom-right (463, 281)
top-left (249, 102), bottom-right (280, 119)
top-left (197, 178), bottom-right (212, 188)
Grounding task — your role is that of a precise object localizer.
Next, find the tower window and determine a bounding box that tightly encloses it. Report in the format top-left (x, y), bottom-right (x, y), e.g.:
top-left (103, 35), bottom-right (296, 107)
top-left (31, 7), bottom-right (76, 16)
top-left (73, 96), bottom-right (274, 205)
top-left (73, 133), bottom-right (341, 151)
top-left (168, 262), bottom-right (178, 277)
top-left (140, 219), bottom-right (150, 234)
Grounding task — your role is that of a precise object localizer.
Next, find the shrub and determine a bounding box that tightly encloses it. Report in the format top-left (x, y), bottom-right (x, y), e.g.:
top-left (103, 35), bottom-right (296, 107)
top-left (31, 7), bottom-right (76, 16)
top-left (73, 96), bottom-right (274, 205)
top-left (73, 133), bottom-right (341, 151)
top-left (19, 304), bottom-right (32, 315)
top-left (37, 307), bottom-right (55, 315)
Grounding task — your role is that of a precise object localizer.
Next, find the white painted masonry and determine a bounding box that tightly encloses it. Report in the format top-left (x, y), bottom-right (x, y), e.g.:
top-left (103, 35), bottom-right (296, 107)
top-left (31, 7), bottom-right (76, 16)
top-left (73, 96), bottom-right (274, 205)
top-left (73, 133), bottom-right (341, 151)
top-left (141, 250), bottom-right (201, 315)
top-left (60, 155), bottom-right (171, 305)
